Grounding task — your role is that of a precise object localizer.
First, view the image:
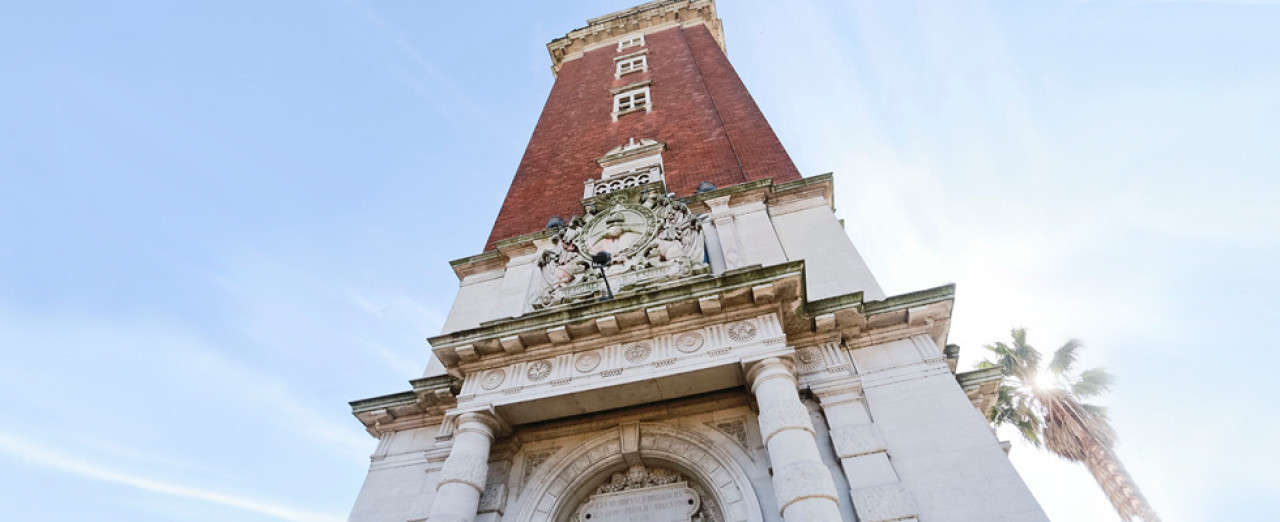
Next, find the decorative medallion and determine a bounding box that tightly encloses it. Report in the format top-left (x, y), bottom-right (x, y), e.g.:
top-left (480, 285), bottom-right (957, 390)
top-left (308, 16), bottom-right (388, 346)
top-left (480, 369), bottom-right (506, 390)
top-left (674, 332), bottom-right (705, 353)
top-left (796, 346), bottom-right (823, 372)
top-left (526, 360), bottom-right (553, 382)
top-left (532, 189), bottom-right (710, 309)
top-left (726, 321), bottom-right (758, 343)
top-left (623, 341), bottom-right (652, 363)
top-left (574, 350), bottom-right (602, 373)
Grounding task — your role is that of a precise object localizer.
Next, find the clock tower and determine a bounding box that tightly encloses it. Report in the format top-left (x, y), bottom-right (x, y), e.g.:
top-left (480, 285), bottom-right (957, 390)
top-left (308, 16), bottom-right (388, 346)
top-left (348, 2), bottom-right (1049, 521)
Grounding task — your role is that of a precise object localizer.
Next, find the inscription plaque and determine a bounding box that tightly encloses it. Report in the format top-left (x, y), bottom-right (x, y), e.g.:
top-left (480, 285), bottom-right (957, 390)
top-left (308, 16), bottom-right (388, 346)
top-left (578, 482), bottom-right (699, 522)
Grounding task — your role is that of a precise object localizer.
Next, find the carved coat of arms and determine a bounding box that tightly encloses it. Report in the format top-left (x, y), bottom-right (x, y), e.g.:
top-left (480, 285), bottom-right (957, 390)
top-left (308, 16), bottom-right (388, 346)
top-left (532, 188), bottom-right (709, 308)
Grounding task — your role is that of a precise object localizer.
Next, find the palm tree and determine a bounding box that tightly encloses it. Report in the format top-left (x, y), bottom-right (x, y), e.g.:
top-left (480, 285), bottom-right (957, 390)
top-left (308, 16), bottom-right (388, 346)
top-left (979, 329), bottom-right (1159, 522)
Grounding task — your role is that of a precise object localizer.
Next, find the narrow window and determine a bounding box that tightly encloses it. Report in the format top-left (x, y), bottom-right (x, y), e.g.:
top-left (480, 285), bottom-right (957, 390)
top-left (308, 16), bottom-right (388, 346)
top-left (617, 34), bottom-right (645, 52)
top-left (612, 85), bottom-right (651, 121)
top-left (615, 55), bottom-right (647, 78)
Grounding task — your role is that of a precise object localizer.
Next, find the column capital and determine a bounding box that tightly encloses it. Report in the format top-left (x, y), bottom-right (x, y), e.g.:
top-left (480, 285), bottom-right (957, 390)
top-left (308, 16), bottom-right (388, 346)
top-left (456, 412), bottom-right (501, 441)
top-left (744, 356), bottom-right (796, 395)
top-left (437, 406), bottom-right (511, 442)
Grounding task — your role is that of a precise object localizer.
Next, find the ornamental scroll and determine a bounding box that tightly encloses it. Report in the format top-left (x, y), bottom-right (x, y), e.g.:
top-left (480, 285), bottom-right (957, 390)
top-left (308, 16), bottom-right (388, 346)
top-left (533, 188), bottom-right (709, 309)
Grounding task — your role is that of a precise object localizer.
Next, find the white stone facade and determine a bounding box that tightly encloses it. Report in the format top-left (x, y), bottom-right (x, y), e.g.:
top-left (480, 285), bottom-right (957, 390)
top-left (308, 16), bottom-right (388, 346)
top-left (348, 1), bottom-right (1046, 519)
top-left (348, 174), bottom-right (1048, 521)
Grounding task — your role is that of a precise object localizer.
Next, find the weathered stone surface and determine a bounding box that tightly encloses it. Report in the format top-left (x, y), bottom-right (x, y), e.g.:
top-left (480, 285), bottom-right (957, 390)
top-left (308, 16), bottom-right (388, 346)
top-left (830, 424), bottom-right (887, 459)
top-left (850, 483), bottom-right (918, 522)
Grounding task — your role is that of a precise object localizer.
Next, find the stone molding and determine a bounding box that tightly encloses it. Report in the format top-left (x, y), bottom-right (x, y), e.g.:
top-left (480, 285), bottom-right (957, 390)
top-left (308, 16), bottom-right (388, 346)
top-left (851, 335), bottom-right (954, 391)
top-left (456, 314), bottom-right (784, 410)
top-left (743, 356), bottom-right (796, 394)
top-left (435, 406), bottom-right (510, 442)
top-left (546, 0), bottom-right (724, 75)
top-left (809, 378), bottom-right (864, 407)
top-left (793, 341), bottom-right (854, 379)
top-left (513, 422), bottom-right (763, 522)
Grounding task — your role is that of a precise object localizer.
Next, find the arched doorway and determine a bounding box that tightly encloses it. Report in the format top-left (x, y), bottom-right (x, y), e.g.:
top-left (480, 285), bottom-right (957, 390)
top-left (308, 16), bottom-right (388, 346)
top-left (570, 463), bottom-right (720, 521)
top-left (514, 423), bottom-right (764, 522)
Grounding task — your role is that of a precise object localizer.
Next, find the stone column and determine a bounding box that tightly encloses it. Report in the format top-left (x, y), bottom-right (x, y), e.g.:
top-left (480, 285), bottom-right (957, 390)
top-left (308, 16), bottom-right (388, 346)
top-left (747, 357), bottom-right (841, 521)
top-left (427, 412), bottom-right (501, 522)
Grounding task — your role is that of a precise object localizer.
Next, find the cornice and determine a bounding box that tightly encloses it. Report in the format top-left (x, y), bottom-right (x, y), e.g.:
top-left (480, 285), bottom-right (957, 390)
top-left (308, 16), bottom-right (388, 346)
top-left (956, 366), bottom-right (1004, 415)
top-left (546, 0), bottom-right (724, 76)
top-left (348, 374), bottom-right (458, 438)
top-left (429, 261), bottom-right (808, 370)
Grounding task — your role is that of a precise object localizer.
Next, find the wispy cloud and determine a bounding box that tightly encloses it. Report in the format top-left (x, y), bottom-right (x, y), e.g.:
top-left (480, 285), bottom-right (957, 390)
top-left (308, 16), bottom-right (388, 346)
top-left (342, 0), bottom-right (495, 127)
top-left (0, 432), bottom-right (344, 522)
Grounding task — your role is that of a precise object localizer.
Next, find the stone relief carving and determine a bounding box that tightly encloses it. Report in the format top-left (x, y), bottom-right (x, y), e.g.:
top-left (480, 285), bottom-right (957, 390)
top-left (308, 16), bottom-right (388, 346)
top-left (458, 315), bottom-right (788, 402)
top-left (574, 464), bottom-right (722, 522)
top-left (705, 419), bottom-right (750, 450)
top-left (795, 346), bottom-right (824, 373)
top-left (623, 341), bottom-right (652, 362)
top-left (522, 447), bottom-right (561, 485)
top-left (725, 321), bottom-right (758, 343)
top-left (526, 360), bottom-right (553, 382)
top-left (574, 350), bottom-right (602, 373)
top-left (480, 369), bottom-right (506, 390)
top-left (593, 464), bottom-right (683, 494)
top-left (533, 188), bottom-right (709, 309)
top-left (674, 332), bottom-right (705, 353)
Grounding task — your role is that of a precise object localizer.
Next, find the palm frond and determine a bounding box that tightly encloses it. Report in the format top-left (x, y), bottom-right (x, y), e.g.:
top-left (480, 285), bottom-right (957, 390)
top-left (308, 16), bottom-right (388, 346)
top-left (1073, 367), bottom-right (1115, 398)
top-left (1011, 329), bottom-right (1043, 374)
top-left (1078, 402), bottom-right (1111, 422)
top-left (1049, 338), bottom-right (1083, 376)
top-left (974, 329), bottom-right (1157, 521)
top-left (988, 384), bottom-right (1043, 446)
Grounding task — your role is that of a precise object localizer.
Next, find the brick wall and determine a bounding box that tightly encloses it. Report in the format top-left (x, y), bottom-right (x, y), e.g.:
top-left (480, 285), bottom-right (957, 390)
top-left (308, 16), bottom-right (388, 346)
top-left (485, 24), bottom-right (800, 250)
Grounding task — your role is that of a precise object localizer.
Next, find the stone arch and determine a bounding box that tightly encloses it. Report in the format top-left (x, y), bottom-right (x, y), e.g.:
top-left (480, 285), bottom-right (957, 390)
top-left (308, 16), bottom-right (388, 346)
top-left (513, 423), bottom-right (764, 522)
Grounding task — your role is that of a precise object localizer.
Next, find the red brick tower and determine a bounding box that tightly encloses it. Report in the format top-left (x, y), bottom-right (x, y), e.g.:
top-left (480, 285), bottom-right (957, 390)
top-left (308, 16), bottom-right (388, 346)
top-left (486, 0), bottom-right (799, 250)
top-left (349, 3), bottom-right (1052, 521)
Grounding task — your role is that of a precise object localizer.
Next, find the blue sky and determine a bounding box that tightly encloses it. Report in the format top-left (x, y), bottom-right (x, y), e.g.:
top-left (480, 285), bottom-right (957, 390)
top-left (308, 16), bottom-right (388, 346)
top-left (1, 1), bottom-right (1276, 520)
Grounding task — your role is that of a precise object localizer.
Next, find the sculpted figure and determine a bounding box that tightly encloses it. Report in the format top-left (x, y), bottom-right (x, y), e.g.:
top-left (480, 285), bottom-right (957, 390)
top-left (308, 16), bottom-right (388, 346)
top-left (540, 239), bottom-right (590, 288)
